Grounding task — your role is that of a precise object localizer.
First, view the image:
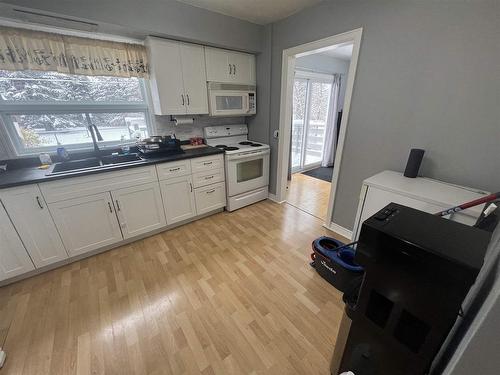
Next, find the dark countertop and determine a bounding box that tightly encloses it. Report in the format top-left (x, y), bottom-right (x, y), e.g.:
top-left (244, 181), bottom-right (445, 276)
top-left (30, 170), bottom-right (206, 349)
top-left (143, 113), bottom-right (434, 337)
top-left (0, 146), bottom-right (224, 189)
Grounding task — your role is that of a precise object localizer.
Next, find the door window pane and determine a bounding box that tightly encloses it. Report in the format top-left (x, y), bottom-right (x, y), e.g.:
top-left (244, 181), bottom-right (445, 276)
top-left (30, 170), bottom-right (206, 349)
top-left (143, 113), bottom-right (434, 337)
top-left (215, 96), bottom-right (243, 110)
top-left (292, 79), bottom-right (307, 169)
top-left (305, 81), bottom-right (331, 166)
top-left (237, 159), bottom-right (263, 182)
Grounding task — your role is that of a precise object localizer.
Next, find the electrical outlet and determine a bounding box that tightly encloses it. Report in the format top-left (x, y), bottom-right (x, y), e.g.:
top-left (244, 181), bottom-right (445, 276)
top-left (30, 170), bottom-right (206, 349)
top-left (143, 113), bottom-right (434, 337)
top-left (273, 130), bottom-right (279, 138)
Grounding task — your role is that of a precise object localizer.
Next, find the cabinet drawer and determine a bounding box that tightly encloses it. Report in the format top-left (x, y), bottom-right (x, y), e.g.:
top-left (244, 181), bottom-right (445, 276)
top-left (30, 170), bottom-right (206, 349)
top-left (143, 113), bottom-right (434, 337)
top-left (192, 168), bottom-right (225, 188)
top-left (191, 154), bottom-right (224, 174)
top-left (194, 182), bottom-right (226, 215)
top-left (156, 159), bottom-right (191, 180)
top-left (40, 165), bottom-right (158, 203)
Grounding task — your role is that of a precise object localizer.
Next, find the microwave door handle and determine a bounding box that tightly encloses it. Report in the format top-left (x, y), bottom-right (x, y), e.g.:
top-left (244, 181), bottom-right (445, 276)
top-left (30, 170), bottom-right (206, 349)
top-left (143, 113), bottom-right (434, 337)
top-left (245, 95), bottom-right (250, 113)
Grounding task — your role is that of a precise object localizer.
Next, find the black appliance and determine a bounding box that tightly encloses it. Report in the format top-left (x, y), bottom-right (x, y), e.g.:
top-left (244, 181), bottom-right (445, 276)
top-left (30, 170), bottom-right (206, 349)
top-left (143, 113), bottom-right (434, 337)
top-left (337, 203), bottom-right (491, 375)
top-left (137, 135), bottom-right (183, 157)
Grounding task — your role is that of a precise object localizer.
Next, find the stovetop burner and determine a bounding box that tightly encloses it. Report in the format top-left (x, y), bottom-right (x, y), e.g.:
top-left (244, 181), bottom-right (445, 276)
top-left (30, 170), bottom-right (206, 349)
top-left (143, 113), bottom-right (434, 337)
top-left (239, 141), bottom-right (253, 145)
top-left (250, 143), bottom-right (262, 147)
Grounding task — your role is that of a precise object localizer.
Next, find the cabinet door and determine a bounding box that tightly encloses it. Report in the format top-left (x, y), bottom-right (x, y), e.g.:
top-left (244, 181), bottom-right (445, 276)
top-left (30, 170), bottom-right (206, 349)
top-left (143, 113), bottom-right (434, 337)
top-left (0, 185), bottom-right (68, 268)
top-left (229, 52), bottom-right (256, 85)
top-left (194, 182), bottom-right (226, 215)
top-left (147, 37), bottom-right (186, 115)
top-left (111, 182), bottom-right (166, 239)
top-left (0, 203), bottom-right (34, 281)
top-left (180, 43), bottom-right (208, 114)
top-left (49, 192), bottom-right (122, 256)
top-left (160, 176), bottom-right (197, 225)
top-left (205, 47), bottom-right (231, 83)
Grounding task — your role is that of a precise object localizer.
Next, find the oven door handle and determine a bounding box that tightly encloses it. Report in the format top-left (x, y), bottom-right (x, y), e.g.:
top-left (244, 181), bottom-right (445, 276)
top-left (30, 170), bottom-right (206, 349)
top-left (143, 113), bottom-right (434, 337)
top-left (227, 149), bottom-right (270, 161)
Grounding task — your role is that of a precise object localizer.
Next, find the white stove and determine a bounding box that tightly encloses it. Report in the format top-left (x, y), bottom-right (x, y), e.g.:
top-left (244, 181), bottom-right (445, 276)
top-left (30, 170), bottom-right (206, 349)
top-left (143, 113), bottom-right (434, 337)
top-left (204, 124), bottom-right (270, 211)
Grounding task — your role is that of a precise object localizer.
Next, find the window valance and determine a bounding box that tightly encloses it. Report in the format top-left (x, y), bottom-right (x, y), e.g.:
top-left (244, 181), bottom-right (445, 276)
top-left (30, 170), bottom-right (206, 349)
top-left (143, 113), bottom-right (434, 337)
top-left (0, 26), bottom-right (149, 78)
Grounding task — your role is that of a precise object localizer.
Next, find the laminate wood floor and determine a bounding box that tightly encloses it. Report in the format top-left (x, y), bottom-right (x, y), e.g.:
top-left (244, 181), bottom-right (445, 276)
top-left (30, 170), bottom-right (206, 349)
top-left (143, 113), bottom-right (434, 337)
top-left (286, 173), bottom-right (331, 220)
top-left (0, 200), bottom-right (347, 375)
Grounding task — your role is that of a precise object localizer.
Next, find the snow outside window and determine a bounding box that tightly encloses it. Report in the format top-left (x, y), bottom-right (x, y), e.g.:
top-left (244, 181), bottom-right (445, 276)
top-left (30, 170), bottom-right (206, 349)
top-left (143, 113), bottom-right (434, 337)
top-left (0, 70), bottom-right (152, 155)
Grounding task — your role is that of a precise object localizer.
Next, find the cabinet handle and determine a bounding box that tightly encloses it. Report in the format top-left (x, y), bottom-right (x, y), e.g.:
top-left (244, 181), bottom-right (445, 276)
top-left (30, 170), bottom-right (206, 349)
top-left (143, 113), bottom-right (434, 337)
top-left (186, 94), bottom-right (190, 105)
top-left (181, 94), bottom-right (185, 106)
top-left (205, 175), bottom-right (214, 180)
top-left (169, 167), bottom-right (180, 172)
top-left (206, 189), bottom-right (216, 194)
top-left (115, 200), bottom-right (121, 211)
top-left (190, 182), bottom-right (193, 192)
top-left (233, 64), bottom-right (236, 75)
top-left (36, 196), bottom-right (44, 209)
top-left (108, 202), bottom-right (113, 213)
top-left (203, 161), bottom-right (213, 165)
top-left (229, 63), bottom-right (232, 75)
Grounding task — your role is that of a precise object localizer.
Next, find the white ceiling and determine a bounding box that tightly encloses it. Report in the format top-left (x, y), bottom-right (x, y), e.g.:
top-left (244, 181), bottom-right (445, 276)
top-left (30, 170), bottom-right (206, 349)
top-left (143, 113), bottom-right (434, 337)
top-left (322, 44), bottom-right (353, 61)
top-left (175, 0), bottom-right (323, 25)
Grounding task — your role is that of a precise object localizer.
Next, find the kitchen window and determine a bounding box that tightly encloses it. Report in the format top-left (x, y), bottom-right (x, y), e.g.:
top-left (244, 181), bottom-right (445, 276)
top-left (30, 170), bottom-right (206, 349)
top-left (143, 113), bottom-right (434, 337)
top-left (0, 70), bottom-right (152, 156)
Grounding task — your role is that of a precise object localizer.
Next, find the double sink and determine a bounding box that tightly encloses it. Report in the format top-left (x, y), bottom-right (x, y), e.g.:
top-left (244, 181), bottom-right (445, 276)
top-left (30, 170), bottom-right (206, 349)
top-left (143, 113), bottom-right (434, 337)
top-left (48, 153), bottom-right (145, 175)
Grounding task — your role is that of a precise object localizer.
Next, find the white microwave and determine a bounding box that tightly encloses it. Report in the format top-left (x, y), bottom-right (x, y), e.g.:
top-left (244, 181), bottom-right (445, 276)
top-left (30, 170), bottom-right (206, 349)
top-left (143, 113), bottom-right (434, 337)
top-left (208, 83), bottom-right (256, 117)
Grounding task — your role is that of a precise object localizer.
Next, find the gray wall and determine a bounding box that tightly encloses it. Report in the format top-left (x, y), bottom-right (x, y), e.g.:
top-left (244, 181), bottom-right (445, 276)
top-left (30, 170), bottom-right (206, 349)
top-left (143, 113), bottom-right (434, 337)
top-left (267, 0), bottom-right (500, 229)
top-left (0, 0), bottom-right (263, 52)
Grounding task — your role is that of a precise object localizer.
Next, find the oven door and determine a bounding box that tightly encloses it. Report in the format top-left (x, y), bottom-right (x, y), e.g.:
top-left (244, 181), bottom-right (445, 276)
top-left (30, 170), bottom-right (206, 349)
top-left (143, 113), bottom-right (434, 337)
top-left (209, 90), bottom-right (253, 116)
top-left (226, 149), bottom-right (270, 196)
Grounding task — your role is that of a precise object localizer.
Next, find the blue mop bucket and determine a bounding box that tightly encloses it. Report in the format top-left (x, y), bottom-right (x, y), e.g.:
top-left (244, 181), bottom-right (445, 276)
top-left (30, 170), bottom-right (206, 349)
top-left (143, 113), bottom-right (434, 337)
top-left (311, 236), bottom-right (364, 293)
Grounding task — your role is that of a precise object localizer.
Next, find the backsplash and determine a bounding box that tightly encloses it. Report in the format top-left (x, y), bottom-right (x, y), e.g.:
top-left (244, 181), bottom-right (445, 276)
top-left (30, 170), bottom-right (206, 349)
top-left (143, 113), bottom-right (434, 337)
top-left (154, 116), bottom-right (247, 140)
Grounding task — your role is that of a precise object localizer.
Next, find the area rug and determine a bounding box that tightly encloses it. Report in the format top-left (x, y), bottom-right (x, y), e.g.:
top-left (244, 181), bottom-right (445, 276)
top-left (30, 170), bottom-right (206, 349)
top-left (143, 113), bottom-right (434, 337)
top-left (301, 167), bottom-right (333, 182)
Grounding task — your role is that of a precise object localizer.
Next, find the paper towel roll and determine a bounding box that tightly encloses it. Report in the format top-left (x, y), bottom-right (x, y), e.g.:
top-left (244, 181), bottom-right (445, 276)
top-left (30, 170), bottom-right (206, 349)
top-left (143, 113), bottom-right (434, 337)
top-left (173, 116), bottom-right (194, 125)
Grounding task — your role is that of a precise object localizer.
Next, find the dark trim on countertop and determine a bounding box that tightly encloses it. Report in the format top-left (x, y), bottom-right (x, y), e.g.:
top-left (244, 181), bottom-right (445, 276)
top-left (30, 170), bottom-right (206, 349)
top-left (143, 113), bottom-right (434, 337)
top-left (0, 146), bottom-right (224, 189)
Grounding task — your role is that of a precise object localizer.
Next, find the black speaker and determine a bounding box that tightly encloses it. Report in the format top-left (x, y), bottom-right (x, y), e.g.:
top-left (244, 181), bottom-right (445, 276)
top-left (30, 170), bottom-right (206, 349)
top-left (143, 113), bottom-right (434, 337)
top-left (404, 149), bottom-right (425, 178)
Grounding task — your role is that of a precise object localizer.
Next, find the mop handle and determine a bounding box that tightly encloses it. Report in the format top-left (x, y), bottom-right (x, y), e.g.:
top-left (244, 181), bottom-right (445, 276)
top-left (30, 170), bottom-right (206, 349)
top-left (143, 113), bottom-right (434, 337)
top-left (435, 192), bottom-right (500, 217)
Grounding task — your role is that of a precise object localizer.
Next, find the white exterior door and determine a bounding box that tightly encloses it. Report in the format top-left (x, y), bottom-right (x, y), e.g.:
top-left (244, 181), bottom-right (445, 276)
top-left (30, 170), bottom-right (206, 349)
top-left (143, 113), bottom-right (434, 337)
top-left (147, 38), bottom-right (186, 115)
top-left (0, 185), bottom-right (68, 268)
top-left (180, 43), bottom-right (208, 114)
top-left (111, 182), bottom-right (166, 239)
top-left (160, 176), bottom-right (197, 225)
top-left (49, 192), bottom-right (123, 256)
top-left (0, 203), bottom-right (34, 281)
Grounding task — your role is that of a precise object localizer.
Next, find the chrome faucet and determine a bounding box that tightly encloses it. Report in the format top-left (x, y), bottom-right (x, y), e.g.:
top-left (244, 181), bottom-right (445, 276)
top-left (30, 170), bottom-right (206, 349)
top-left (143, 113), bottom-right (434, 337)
top-left (88, 124), bottom-right (103, 155)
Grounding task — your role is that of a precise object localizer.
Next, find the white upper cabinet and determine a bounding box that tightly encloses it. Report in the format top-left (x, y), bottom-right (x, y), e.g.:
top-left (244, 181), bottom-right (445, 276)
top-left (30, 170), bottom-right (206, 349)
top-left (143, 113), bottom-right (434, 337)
top-left (147, 37), bottom-right (208, 115)
top-left (111, 182), bottom-right (166, 239)
top-left (0, 202), bottom-right (35, 281)
top-left (205, 47), bottom-right (256, 85)
top-left (0, 185), bottom-right (68, 268)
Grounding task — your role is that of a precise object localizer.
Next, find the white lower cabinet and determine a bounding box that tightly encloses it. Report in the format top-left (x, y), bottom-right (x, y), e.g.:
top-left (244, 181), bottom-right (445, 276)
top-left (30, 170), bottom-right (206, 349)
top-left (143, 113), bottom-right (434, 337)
top-left (160, 176), bottom-right (197, 225)
top-left (194, 182), bottom-right (226, 215)
top-left (111, 182), bottom-right (166, 239)
top-left (0, 203), bottom-right (35, 281)
top-left (49, 192), bottom-right (123, 256)
top-left (0, 185), bottom-right (68, 268)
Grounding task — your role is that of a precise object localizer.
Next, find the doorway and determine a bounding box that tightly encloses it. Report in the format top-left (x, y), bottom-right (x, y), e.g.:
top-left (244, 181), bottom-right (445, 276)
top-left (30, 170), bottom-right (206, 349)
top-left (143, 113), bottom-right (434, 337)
top-left (276, 28), bottom-right (362, 231)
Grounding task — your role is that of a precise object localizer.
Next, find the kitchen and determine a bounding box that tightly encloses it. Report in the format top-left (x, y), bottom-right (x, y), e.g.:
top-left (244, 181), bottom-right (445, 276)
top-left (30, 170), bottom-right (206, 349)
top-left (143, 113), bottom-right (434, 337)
top-left (0, 0), bottom-right (499, 374)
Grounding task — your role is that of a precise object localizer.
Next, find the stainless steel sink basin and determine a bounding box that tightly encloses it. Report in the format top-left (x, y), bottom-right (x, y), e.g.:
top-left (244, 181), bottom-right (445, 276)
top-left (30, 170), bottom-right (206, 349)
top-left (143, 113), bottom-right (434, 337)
top-left (101, 154), bottom-right (142, 165)
top-left (48, 154), bottom-right (144, 175)
top-left (51, 158), bottom-right (101, 174)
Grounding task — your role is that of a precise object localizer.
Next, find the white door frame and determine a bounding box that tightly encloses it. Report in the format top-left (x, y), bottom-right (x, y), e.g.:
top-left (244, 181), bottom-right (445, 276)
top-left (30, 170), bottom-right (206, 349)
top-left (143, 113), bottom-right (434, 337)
top-left (275, 28), bottom-right (363, 232)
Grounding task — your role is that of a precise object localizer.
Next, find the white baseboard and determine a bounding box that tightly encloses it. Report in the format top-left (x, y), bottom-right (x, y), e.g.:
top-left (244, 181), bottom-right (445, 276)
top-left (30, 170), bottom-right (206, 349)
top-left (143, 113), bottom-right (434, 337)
top-left (268, 193), bottom-right (285, 204)
top-left (324, 222), bottom-right (353, 240)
